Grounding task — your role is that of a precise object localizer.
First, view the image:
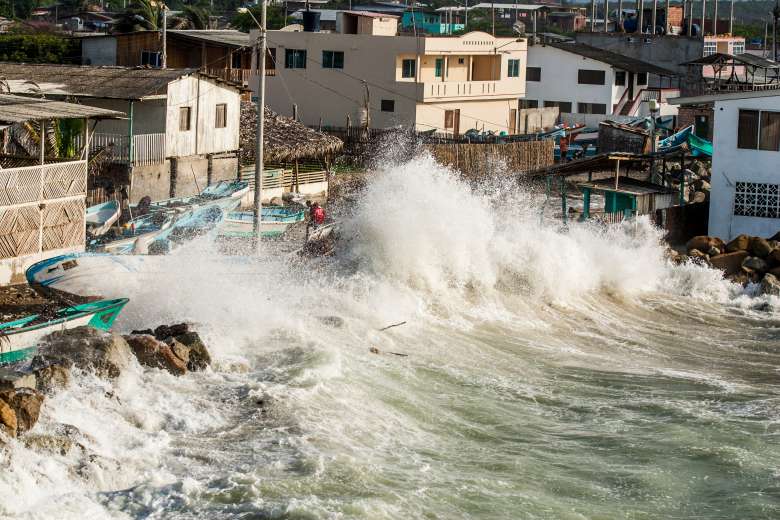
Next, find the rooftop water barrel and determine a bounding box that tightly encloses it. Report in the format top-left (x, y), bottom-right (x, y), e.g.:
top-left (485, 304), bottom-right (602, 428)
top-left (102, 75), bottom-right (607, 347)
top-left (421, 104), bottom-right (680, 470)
top-left (302, 11), bottom-right (321, 32)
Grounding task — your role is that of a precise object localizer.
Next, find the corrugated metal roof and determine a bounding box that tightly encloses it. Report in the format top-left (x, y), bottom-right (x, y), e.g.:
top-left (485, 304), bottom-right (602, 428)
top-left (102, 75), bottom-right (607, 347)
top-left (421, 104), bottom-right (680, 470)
top-left (546, 42), bottom-right (678, 76)
top-left (168, 30), bottom-right (251, 48)
top-left (683, 52), bottom-right (780, 69)
top-left (0, 93), bottom-right (124, 124)
top-left (0, 63), bottom-right (199, 100)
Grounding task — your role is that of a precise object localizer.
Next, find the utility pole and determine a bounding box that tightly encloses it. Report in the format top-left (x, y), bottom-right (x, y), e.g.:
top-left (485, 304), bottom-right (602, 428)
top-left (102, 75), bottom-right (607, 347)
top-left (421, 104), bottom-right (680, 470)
top-left (665, 0), bottom-right (670, 34)
top-left (253, 0), bottom-right (267, 251)
top-left (729, 0), bottom-right (734, 34)
top-left (491, 1), bottom-right (495, 36)
top-left (638, 0), bottom-right (644, 33)
top-left (712, 0), bottom-right (718, 35)
top-left (701, 0), bottom-right (706, 38)
top-left (161, 6), bottom-right (167, 68)
top-left (652, 0), bottom-right (657, 34)
top-left (774, 1), bottom-right (780, 63)
top-left (591, 0), bottom-right (596, 31)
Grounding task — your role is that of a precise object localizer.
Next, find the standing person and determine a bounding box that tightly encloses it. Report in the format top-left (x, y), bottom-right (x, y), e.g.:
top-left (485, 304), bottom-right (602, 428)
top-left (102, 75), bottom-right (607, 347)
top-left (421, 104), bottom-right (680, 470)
top-left (559, 132), bottom-right (569, 163)
top-left (312, 202), bottom-right (326, 227)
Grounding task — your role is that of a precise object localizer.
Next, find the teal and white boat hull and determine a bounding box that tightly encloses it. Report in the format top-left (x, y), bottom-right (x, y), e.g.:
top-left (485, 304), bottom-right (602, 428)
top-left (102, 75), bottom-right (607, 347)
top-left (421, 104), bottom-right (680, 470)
top-left (0, 298), bottom-right (129, 364)
top-left (86, 200), bottom-right (121, 236)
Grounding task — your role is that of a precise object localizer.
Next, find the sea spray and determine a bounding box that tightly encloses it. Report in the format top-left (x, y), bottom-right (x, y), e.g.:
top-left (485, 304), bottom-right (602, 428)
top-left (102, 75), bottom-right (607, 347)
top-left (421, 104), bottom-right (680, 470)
top-left (1, 154), bottom-right (778, 519)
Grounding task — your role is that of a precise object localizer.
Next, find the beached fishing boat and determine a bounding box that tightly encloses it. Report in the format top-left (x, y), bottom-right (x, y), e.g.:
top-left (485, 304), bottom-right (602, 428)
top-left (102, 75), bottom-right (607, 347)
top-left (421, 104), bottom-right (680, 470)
top-left (85, 200), bottom-right (121, 236)
top-left (143, 180), bottom-right (249, 214)
top-left (219, 207), bottom-right (305, 238)
top-left (0, 298), bottom-right (129, 364)
top-left (88, 211), bottom-right (176, 255)
top-left (144, 205), bottom-right (225, 253)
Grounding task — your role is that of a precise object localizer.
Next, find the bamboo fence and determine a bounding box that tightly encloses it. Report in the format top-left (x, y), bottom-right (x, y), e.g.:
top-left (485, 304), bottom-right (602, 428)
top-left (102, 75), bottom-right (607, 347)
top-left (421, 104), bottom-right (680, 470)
top-left (424, 140), bottom-right (555, 178)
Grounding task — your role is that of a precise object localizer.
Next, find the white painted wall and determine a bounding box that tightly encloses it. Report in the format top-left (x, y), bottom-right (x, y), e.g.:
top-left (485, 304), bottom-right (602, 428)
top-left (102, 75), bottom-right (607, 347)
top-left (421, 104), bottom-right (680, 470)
top-left (87, 98), bottom-right (167, 135)
top-left (709, 95), bottom-right (780, 240)
top-left (165, 75), bottom-right (241, 157)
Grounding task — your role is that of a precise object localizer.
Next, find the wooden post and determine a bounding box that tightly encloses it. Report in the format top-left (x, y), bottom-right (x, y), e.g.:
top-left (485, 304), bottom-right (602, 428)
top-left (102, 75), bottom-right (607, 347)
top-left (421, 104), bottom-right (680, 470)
top-left (560, 176), bottom-right (568, 225)
top-left (294, 160), bottom-right (300, 193)
top-left (207, 153), bottom-right (213, 186)
top-left (39, 120), bottom-right (45, 165)
top-left (614, 159), bottom-right (621, 190)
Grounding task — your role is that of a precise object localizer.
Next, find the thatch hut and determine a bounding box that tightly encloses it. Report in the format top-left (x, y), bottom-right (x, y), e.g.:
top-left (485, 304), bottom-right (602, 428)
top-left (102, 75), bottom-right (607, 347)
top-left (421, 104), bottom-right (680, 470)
top-left (239, 102), bottom-right (343, 166)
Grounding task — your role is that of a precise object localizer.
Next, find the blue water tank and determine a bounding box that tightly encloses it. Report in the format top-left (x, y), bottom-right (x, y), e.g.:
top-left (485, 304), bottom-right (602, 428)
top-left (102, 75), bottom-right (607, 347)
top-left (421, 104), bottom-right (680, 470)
top-left (302, 11), bottom-right (321, 32)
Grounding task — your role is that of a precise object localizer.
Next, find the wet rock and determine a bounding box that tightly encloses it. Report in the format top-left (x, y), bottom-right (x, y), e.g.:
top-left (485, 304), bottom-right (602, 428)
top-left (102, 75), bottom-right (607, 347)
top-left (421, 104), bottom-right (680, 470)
top-left (124, 335), bottom-right (187, 376)
top-left (153, 323), bottom-right (190, 340)
top-left (130, 328), bottom-right (153, 336)
top-left (690, 191), bottom-right (707, 204)
top-left (709, 250), bottom-right (749, 276)
top-left (769, 248), bottom-right (780, 265)
top-left (24, 424), bottom-right (91, 455)
top-left (688, 249), bottom-right (709, 263)
top-left (33, 364), bottom-right (70, 394)
top-left (0, 388), bottom-right (44, 434)
top-left (742, 256), bottom-right (769, 273)
top-left (0, 399), bottom-right (16, 436)
top-left (693, 179), bottom-right (711, 192)
top-left (750, 237), bottom-right (774, 258)
top-left (727, 272), bottom-right (751, 286)
top-left (687, 236), bottom-right (715, 254)
top-left (769, 231), bottom-right (780, 242)
top-left (769, 266), bottom-right (780, 278)
top-left (0, 367), bottom-right (36, 391)
top-left (726, 234), bottom-right (751, 253)
top-left (707, 246), bottom-right (721, 257)
top-left (32, 327), bottom-right (133, 380)
top-left (165, 338), bottom-right (191, 367)
top-left (173, 332), bottom-right (211, 371)
top-left (761, 273), bottom-right (780, 296)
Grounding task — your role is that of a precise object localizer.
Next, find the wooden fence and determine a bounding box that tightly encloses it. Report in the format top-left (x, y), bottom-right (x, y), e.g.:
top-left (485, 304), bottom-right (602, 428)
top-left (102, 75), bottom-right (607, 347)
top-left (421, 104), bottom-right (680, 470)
top-left (0, 160), bottom-right (87, 260)
top-left (424, 140), bottom-right (555, 177)
top-left (240, 163), bottom-right (328, 190)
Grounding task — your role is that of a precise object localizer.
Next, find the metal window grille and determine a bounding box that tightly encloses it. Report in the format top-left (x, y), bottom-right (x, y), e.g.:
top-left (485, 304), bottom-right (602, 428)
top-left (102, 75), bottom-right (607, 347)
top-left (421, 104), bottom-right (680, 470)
top-left (734, 182), bottom-right (780, 218)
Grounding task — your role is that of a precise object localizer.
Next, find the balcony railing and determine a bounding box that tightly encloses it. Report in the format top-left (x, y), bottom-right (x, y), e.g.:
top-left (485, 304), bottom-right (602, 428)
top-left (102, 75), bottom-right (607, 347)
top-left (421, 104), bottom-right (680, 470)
top-left (75, 132), bottom-right (166, 165)
top-left (420, 80), bottom-right (523, 101)
top-left (203, 68), bottom-right (258, 85)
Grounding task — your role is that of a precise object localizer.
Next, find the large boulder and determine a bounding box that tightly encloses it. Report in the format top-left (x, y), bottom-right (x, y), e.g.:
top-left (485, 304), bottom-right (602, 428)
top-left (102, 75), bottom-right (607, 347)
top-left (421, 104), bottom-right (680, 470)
top-left (686, 236), bottom-right (721, 254)
top-left (172, 332), bottom-right (211, 371)
top-left (0, 399), bottom-right (16, 436)
top-left (123, 335), bottom-right (187, 376)
top-left (33, 364), bottom-right (70, 394)
top-left (32, 327), bottom-right (133, 380)
top-left (0, 367), bottom-right (36, 391)
top-left (726, 234), bottom-right (751, 253)
top-left (153, 323), bottom-right (189, 341)
top-left (23, 424), bottom-right (92, 456)
top-left (750, 237), bottom-right (774, 258)
top-left (761, 273), bottom-right (780, 296)
top-left (0, 388), bottom-right (44, 435)
top-left (710, 251), bottom-right (749, 276)
top-left (743, 256), bottom-right (769, 273)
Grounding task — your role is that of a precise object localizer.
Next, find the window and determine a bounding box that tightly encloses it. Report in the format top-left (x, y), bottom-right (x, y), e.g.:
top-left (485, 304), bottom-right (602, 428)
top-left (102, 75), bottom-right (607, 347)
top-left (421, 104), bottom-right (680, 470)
top-left (734, 182), bottom-right (780, 218)
top-left (544, 100), bottom-right (572, 113)
top-left (578, 102), bottom-right (607, 114)
top-left (141, 50), bottom-right (161, 67)
top-left (435, 58), bottom-right (443, 78)
top-left (703, 41), bottom-right (717, 56)
top-left (179, 107), bottom-right (191, 131)
top-left (458, 58), bottom-right (464, 64)
top-left (578, 69), bottom-right (606, 85)
top-left (732, 42), bottom-right (745, 55)
top-left (526, 66), bottom-right (541, 81)
top-left (615, 71), bottom-right (626, 86)
top-left (507, 59), bottom-right (520, 78)
top-left (322, 50), bottom-right (344, 69)
top-left (738, 109), bottom-right (780, 151)
top-left (636, 72), bottom-right (648, 85)
top-left (231, 52), bottom-right (243, 70)
top-left (519, 99), bottom-right (539, 109)
top-left (381, 99), bottom-right (395, 112)
top-left (215, 104), bottom-right (227, 129)
top-left (402, 58), bottom-right (416, 78)
top-left (285, 49), bottom-right (307, 69)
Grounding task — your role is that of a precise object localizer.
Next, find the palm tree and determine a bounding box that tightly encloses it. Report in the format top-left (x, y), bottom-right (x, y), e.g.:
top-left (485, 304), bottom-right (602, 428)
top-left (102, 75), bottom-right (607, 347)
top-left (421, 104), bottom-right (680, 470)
top-left (114, 0), bottom-right (163, 32)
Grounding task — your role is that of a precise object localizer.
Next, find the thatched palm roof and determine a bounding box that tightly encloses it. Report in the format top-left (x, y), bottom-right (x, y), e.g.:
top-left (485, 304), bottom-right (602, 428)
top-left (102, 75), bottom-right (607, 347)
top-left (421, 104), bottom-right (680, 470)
top-left (240, 102), bottom-right (343, 164)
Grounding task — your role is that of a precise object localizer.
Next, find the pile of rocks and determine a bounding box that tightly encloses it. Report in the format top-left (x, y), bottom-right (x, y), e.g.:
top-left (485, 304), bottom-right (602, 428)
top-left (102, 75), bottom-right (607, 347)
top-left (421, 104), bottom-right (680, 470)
top-left (673, 233), bottom-right (780, 295)
top-left (667, 160), bottom-right (711, 204)
top-left (0, 323), bottom-right (212, 440)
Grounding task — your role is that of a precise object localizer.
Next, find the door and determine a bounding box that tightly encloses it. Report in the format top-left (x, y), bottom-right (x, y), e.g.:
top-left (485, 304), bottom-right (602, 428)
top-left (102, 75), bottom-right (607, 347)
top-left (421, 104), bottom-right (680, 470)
top-left (628, 71), bottom-right (635, 101)
top-left (509, 108), bottom-right (517, 135)
top-left (694, 115), bottom-right (709, 139)
top-left (445, 109), bottom-right (461, 136)
top-left (453, 109), bottom-right (460, 136)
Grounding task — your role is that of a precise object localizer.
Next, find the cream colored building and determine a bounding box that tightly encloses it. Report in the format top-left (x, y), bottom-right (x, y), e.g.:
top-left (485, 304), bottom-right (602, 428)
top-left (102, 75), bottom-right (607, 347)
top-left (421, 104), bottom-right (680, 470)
top-left (251, 21), bottom-right (527, 135)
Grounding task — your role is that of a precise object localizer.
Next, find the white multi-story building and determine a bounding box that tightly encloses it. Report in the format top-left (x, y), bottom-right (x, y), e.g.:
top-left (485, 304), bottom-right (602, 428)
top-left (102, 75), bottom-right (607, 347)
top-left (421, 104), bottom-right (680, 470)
top-left (525, 41), bottom-right (679, 127)
top-left (677, 90), bottom-right (780, 240)
top-left (252, 12), bottom-right (527, 135)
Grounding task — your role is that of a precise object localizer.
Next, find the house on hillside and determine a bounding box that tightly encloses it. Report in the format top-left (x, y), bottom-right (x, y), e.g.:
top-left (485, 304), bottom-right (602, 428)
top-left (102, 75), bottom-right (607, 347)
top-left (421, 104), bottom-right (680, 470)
top-left (79, 30), bottom-right (254, 86)
top-left (254, 20), bottom-right (527, 135)
top-left (525, 41), bottom-right (679, 126)
top-left (1, 63), bottom-right (243, 203)
top-left (0, 94), bottom-right (122, 284)
top-left (673, 89), bottom-right (780, 240)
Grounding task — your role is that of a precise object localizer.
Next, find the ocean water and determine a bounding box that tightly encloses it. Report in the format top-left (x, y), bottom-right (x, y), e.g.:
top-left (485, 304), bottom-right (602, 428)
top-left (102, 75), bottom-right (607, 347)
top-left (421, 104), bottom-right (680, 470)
top-left (2, 155), bottom-right (780, 519)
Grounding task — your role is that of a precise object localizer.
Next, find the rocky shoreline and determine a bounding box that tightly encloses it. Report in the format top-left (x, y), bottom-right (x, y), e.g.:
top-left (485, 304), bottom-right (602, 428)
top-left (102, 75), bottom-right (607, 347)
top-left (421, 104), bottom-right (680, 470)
top-left (0, 323), bottom-right (213, 442)
top-left (670, 233), bottom-right (780, 295)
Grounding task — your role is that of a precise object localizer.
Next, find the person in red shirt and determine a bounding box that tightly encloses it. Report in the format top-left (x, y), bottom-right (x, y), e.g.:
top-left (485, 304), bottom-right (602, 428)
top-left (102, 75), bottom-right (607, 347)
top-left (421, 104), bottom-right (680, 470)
top-left (312, 202), bottom-right (326, 226)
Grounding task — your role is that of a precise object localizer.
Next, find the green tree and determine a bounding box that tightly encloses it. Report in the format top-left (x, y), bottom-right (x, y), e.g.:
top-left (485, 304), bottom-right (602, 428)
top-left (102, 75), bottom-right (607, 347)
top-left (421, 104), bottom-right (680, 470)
top-left (114, 0), bottom-right (163, 32)
top-left (0, 33), bottom-right (80, 63)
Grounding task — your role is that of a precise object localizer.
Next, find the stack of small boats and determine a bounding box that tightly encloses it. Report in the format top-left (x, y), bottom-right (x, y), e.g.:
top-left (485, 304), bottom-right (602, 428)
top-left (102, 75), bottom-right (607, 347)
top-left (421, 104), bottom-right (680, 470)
top-left (86, 180), bottom-right (250, 255)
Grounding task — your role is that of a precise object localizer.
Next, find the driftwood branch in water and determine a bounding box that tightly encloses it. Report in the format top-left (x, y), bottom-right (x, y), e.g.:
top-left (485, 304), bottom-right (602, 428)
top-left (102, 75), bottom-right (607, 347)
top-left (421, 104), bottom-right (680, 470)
top-left (378, 321), bottom-right (407, 332)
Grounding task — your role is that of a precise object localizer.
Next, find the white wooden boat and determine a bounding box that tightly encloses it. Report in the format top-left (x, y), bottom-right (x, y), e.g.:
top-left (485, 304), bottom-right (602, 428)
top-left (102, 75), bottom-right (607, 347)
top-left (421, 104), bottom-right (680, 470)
top-left (85, 200), bottom-right (121, 236)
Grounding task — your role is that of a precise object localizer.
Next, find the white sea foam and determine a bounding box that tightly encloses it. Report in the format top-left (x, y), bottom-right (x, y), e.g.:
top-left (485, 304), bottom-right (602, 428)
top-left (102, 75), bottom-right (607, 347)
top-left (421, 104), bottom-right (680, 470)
top-left (0, 153), bottom-right (775, 519)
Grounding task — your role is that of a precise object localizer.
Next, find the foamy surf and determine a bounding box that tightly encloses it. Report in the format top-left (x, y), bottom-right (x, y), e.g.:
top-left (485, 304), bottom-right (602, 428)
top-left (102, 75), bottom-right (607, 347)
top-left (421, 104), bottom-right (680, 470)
top-left (1, 155), bottom-right (778, 519)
